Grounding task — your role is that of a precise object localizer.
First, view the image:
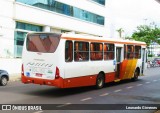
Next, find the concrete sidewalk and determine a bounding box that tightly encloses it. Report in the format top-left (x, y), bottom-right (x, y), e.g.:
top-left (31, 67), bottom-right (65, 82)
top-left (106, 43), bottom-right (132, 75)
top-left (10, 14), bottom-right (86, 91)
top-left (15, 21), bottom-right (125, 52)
top-left (9, 73), bottom-right (21, 82)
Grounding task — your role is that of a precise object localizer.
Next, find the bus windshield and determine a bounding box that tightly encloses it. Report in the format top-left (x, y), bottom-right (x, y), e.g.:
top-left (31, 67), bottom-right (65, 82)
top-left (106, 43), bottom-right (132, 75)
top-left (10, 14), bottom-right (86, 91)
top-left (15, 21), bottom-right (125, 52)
top-left (26, 33), bottom-right (61, 53)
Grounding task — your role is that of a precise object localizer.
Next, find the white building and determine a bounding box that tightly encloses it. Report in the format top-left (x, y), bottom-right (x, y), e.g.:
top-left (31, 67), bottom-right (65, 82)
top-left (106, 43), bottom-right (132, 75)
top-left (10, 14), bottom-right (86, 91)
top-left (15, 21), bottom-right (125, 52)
top-left (0, 0), bottom-right (108, 58)
top-left (148, 42), bottom-right (160, 56)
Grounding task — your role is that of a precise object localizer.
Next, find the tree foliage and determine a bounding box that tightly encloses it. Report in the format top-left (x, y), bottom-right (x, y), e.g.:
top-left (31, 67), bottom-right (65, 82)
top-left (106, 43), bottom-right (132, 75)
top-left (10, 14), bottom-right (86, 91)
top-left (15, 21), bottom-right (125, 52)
top-left (132, 24), bottom-right (160, 46)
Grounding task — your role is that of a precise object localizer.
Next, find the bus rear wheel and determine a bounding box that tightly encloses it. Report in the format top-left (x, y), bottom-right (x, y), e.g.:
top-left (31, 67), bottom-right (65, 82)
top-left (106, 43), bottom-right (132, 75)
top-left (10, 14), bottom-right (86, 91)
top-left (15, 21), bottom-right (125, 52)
top-left (96, 73), bottom-right (105, 89)
top-left (132, 69), bottom-right (139, 81)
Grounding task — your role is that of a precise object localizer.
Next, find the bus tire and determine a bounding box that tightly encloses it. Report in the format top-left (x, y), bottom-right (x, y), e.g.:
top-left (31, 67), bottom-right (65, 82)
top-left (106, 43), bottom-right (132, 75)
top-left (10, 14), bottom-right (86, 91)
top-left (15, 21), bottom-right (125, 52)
top-left (96, 73), bottom-right (105, 89)
top-left (132, 69), bottom-right (139, 81)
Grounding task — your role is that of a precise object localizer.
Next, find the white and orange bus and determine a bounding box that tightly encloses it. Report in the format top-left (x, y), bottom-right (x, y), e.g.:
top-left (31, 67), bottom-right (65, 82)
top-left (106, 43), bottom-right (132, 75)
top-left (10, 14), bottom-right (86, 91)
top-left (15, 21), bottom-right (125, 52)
top-left (21, 32), bottom-right (147, 88)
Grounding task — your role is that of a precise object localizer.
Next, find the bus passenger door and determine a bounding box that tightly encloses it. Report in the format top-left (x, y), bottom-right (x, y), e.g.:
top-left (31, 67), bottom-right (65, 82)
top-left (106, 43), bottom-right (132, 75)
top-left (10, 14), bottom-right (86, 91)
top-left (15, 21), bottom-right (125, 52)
top-left (115, 47), bottom-right (122, 79)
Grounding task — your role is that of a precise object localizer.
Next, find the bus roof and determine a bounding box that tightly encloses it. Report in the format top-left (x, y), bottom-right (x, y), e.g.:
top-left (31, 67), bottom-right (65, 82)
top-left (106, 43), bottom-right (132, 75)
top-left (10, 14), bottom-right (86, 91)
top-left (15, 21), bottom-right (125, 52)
top-left (61, 33), bottom-right (146, 46)
top-left (27, 32), bottom-right (146, 46)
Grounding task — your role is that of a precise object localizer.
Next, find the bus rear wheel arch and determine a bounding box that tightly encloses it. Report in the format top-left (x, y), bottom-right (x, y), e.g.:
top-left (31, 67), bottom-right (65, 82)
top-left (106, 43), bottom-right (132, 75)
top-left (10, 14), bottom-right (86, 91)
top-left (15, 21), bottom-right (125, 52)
top-left (96, 72), bottom-right (105, 89)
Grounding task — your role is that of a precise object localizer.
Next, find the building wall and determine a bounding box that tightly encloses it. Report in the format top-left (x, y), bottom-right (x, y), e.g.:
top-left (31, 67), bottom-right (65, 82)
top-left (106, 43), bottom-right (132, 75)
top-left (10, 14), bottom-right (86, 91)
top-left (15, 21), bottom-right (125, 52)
top-left (0, 58), bottom-right (21, 75)
top-left (148, 43), bottom-right (160, 56)
top-left (0, 0), bottom-right (15, 57)
top-left (0, 0), bottom-right (107, 58)
top-left (14, 1), bottom-right (106, 36)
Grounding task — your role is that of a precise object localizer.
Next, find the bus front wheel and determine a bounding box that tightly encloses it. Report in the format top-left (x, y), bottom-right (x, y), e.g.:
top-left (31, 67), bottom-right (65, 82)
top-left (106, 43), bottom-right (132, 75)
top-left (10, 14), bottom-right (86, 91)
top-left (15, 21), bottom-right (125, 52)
top-left (96, 73), bottom-right (105, 89)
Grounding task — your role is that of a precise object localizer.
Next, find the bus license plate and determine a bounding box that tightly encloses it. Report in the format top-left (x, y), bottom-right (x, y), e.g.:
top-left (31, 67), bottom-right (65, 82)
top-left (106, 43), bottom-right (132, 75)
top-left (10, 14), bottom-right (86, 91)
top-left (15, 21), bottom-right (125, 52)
top-left (35, 73), bottom-right (43, 77)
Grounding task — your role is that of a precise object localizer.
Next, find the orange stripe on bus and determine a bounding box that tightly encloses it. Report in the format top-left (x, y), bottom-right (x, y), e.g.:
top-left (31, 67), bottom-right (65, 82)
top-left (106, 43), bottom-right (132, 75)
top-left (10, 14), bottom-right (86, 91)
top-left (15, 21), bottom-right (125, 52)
top-left (120, 60), bottom-right (128, 79)
top-left (63, 75), bottom-right (97, 88)
top-left (128, 59), bottom-right (137, 78)
top-left (120, 59), bottom-right (138, 79)
top-left (122, 60), bottom-right (132, 79)
top-left (105, 72), bottom-right (115, 83)
top-left (21, 75), bottom-right (64, 88)
top-left (22, 72), bottom-right (116, 88)
top-left (61, 37), bottom-right (147, 46)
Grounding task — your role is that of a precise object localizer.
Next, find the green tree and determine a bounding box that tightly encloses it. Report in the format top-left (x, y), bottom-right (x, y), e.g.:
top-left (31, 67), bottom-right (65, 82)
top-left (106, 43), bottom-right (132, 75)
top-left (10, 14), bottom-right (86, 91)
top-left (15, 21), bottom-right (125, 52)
top-left (132, 24), bottom-right (160, 46)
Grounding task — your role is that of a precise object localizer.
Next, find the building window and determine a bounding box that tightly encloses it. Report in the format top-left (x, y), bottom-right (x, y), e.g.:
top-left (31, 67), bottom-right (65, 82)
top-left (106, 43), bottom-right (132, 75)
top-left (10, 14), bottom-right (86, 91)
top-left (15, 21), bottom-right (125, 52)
top-left (74, 41), bottom-right (89, 61)
top-left (104, 43), bottom-right (114, 60)
top-left (14, 22), bottom-right (43, 57)
top-left (65, 40), bottom-right (73, 62)
top-left (92, 0), bottom-right (105, 5)
top-left (16, 22), bottom-right (43, 31)
top-left (90, 43), bottom-right (103, 60)
top-left (16, 0), bottom-right (104, 25)
top-left (14, 31), bottom-right (27, 57)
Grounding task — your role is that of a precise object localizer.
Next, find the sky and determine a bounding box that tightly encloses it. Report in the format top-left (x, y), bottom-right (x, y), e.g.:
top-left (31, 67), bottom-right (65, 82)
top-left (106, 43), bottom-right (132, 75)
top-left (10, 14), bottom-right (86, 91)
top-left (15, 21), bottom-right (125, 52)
top-left (106, 0), bottom-right (160, 37)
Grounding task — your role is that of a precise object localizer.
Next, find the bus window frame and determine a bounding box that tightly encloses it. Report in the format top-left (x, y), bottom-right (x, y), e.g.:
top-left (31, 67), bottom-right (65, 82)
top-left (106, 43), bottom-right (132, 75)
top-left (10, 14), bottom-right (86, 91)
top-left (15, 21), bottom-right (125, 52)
top-left (74, 41), bottom-right (89, 62)
top-left (65, 40), bottom-right (73, 62)
top-left (124, 45), bottom-right (134, 59)
top-left (90, 42), bottom-right (103, 61)
top-left (135, 46), bottom-right (141, 59)
top-left (104, 43), bottom-right (115, 60)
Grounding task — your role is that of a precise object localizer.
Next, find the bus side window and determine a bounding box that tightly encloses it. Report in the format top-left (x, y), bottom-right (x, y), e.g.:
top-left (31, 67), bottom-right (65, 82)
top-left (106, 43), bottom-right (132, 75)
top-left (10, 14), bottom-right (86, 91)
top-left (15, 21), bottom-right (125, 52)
top-left (135, 46), bottom-right (141, 59)
top-left (90, 43), bottom-right (103, 61)
top-left (65, 40), bottom-right (73, 62)
top-left (104, 43), bottom-right (114, 60)
top-left (126, 45), bottom-right (134, 59)
top-left (74, 41), bottom-right (89, 61)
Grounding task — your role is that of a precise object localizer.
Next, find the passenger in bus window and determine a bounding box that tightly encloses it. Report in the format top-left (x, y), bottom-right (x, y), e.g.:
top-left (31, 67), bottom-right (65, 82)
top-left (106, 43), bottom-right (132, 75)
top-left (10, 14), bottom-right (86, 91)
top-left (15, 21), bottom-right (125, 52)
top-left (81, 53), bottom-right (88, 61)
top-left (75, 50), bottom-right (83, 61)
top-left (91, 52), bottom-right (95, 60)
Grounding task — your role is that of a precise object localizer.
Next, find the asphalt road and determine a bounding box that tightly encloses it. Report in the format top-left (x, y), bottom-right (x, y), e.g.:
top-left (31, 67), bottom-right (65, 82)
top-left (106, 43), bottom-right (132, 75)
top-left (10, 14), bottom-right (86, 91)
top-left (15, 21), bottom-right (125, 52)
top-left (0, 67), bottom-right (160, 113)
